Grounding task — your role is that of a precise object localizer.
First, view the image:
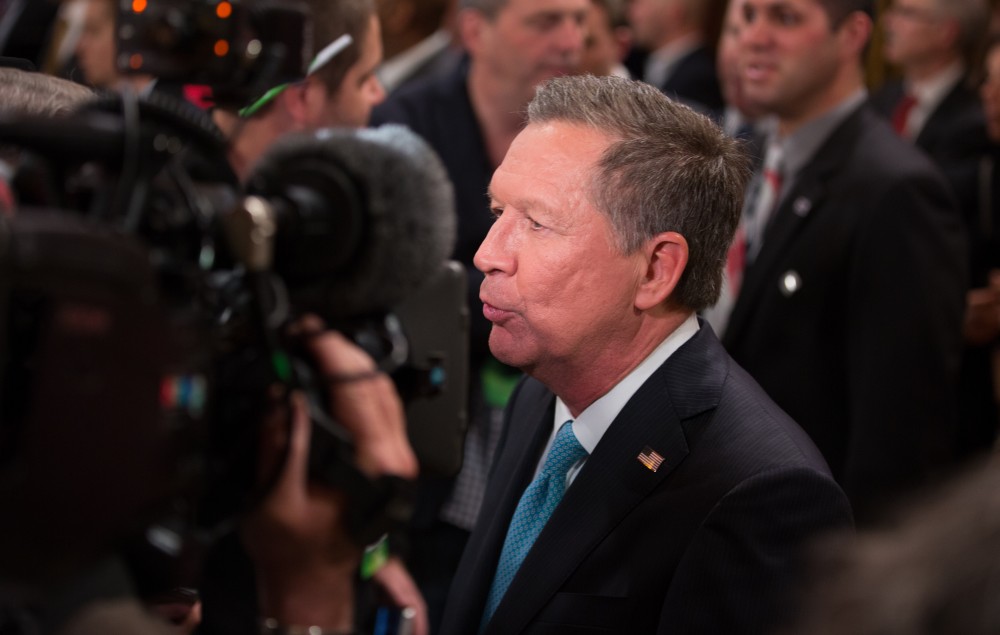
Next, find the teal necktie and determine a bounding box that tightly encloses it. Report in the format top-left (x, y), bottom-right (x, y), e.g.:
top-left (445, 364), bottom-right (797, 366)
top-left (481, 420), bottom-right (588, 628)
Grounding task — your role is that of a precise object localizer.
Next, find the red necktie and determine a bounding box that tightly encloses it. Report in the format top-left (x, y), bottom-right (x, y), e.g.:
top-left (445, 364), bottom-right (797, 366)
top-left (892, 93), bottom-right (917, 136)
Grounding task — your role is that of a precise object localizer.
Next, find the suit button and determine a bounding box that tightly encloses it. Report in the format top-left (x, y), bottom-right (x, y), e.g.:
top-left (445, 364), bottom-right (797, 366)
top-left (780, 271), bottom-right (802, 297)
top-left (793, 197), bottom-right (812, 217)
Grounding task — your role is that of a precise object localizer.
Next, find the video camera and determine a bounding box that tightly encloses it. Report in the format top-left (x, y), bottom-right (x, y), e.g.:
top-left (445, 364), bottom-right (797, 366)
top-left (0, 0), bottom-right (467, 593)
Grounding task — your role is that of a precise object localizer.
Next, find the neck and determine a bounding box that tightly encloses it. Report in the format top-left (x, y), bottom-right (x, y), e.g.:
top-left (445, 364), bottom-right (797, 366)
top-left (653, 29), bottom-right (702, 53)
top-left (467, 60), bottom-right (532, 166)
top-left (778, 65), bottom-right (862, 137)
top-left (904, 53), bottom-right (961, 84)
top-left (537, 311), bottom-right (690, 417)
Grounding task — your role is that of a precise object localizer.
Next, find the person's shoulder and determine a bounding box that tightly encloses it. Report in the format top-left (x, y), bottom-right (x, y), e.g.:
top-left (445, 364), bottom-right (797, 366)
top-left (667, 326), bottom-right (834, 477)
top-left (371, 63), bottom-right (467, 127)
top-left (835, 106), bottom-right (945, 180)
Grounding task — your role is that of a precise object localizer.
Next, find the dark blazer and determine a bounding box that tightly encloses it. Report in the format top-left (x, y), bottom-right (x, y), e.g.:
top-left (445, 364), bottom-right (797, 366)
top-left (872, 78), bottom-right (991, 282)
top-left (723, 104), bottom-right (967, 519)
top-left (440, 323), bottom-right (852, 635)
top-left (658, 45), bottom-right (724, 113)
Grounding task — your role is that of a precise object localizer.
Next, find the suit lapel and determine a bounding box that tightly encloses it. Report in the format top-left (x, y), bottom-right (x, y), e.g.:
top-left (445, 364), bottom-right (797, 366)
top-left (440, 381), bottom-right (555, 635)
top-left (484, 324), bottom-right (727, 635)
top-left (725, 107), bottom-right (867, 347)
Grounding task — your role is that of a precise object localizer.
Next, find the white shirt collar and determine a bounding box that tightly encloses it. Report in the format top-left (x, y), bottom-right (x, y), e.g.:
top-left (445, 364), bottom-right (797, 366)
top-left (552, 313), bottom-right (700, 456)
top-left (903, 60), bottom-right (965, 138)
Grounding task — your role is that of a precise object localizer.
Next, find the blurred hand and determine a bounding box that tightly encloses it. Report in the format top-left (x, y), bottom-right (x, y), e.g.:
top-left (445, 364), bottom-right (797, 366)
top-left (964, 283), bottom-right (1000, 346)
top-left (373, 556), bottom-right (430, 635)
top-left (242, 325), bottom-right (418, 630)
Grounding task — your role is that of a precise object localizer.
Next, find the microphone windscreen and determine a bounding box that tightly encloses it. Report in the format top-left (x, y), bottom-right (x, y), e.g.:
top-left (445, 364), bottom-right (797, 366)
top-left (245, 124), bottom-right (457, 318)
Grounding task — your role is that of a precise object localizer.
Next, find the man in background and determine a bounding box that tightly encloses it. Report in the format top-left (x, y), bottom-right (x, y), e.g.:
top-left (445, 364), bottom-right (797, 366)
top-left (627, 0), bottom-right (724, 110)
top-left (873, 0), bottom-right (998, 460)
top-left (721, 0), bottom-right (966, 521)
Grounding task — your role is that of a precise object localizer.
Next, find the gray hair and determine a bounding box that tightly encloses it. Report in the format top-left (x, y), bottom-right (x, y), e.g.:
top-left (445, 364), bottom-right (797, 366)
top-left (527, 75), bottom-right (751, 312)
top-left (0, 68), bottom-right (94, 118)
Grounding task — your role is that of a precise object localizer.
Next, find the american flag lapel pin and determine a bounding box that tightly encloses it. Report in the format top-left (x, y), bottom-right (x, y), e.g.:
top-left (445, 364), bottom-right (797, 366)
top-left (637, 446), bottom-right (665, 472)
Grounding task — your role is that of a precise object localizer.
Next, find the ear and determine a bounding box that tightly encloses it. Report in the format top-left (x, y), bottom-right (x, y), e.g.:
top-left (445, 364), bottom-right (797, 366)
top-left (279, 82), bottom-right (312, 130)
top-left (836, 10), bottom-right (873, 60)
top-left (458, 8), bottom-right (489, 55)
top-left (634, 231), bottom-right (688, 311)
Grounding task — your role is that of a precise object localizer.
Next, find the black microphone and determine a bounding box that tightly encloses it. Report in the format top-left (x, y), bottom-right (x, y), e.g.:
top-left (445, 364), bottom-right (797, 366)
top-left (244, 124), bottom-right (457, 319)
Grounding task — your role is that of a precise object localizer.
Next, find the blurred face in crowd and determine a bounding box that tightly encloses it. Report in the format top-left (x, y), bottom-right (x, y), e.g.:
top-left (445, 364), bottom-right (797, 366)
top-left (579, 1), bottom-right (628, 76)
top-left (465, 0), bottom-right (588, 100)
top-left (980, 42), bottom-right (1000, 141)
top-left (627, 0), bottom-right (671, 50)
top-left (735, 0), bottom-right (860, 128)
top-left (881, 0), bottom-right (954, 68)
top-left (75, 0), bottom-right (121, 89)
top-left (304, 15), bottom-right (387, 128)
top-left (475, 121), bottom-right (649, 382)
top-left (717, 1), bottom-right (761, 117)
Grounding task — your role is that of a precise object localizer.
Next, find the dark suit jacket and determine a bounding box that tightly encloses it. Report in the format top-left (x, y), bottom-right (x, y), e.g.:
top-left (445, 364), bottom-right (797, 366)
top-left (723, 104), bottom-right (967, 519)
top-left (871, 79), bottom-right (991, 283)
top-left (440, 323), bottom-right (852, 635)
top-left (658, 45), bottom-right (724, 113)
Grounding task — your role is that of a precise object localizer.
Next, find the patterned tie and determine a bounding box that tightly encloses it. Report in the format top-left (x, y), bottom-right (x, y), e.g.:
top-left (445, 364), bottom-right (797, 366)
top-left (481, 420), bottom-right (588, 628)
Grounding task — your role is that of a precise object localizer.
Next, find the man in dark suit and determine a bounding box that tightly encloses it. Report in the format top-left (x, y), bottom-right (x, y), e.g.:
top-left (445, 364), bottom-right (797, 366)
top-left (371, 0), bottom-right (588, 627)
top-left (871, 0), bottom-right (998, 459)
top-left (720, 0), bottom-right (967, 521)
top-left (440, 74), bottom-right (852, 635)
top-left (627, 0), bottom-right (724, 110)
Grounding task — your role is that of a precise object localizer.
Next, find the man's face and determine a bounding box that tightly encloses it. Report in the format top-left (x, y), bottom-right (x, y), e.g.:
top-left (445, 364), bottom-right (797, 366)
top-left (580, 3), bottom-right (617, 75)
top-left (471, 0), bottom-right (588, 98)
top-left (736, 0), bottom-right (848, 124)
top-left (881, 0), bottom-right (951, 69)
top-left (305, 15), bottom-right (387, 128)
top-left (717, 2), bottom-right (758, 116)
top-left (474, 121), bottom-right (647, 379)
top-left (75, 0), bottom-right (120, 89)
top-left (627, 0), bottom-right (670, 50)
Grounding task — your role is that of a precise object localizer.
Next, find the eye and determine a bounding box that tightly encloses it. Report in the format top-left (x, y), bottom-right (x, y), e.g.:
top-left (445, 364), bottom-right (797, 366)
top-left (527, 217), bottom-right (545, 230)
top-left (773, 7), bottom-right (801, 26)
top-left (489, 206), bottom-right (504, 219)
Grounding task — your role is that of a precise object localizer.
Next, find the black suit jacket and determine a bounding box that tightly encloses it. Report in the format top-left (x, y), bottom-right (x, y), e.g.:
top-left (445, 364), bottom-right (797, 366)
top-left (657, 45), bottom-right (724, 113)
top-left (440, 323), bottom-right (852, 635)
top-left (723, 104), bottom-right (967, 518)
top-left (872, 79), bottom-right (990, 282)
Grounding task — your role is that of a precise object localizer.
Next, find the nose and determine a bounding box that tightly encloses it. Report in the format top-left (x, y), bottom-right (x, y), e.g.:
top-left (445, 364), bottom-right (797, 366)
top-left (739, 11), bottom-right (771, 49)
top-left (555, 13), bottom-right (586, 58)
top-left (474, 214), bottom-right (516, 276)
